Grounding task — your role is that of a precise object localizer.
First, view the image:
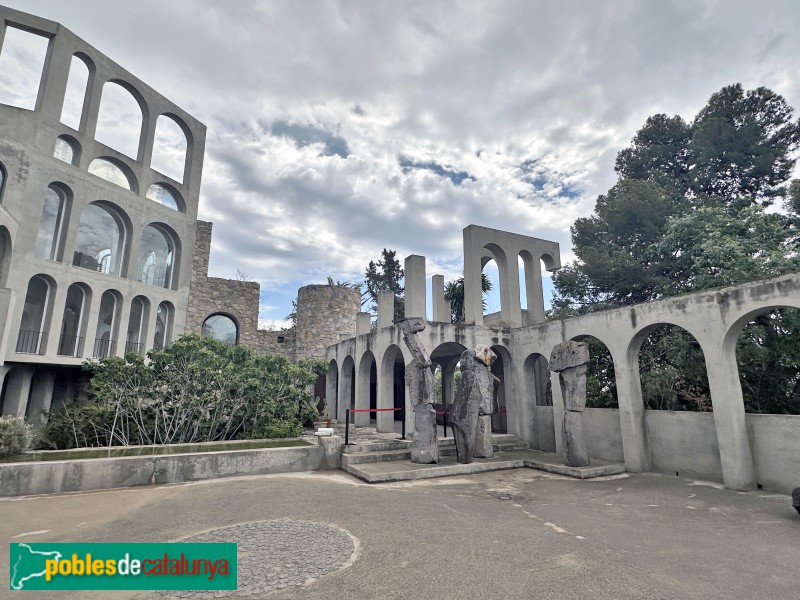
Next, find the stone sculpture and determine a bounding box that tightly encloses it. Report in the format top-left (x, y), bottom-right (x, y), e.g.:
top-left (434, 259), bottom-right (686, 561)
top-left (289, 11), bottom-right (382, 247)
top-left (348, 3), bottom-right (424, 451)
top-left (450, 345), bottom-right (499, 464)
top-left (398, 317), bottom-right (438, 464)
top-left (549, 341), bottom-right (590, 468)
top-left (793, 487), bottom-right (800, 515)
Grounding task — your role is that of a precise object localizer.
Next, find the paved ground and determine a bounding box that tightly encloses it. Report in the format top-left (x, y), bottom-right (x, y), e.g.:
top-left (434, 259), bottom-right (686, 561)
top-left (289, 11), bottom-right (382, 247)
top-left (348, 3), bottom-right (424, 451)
top-left (2, 469), bottom-right (798, 599)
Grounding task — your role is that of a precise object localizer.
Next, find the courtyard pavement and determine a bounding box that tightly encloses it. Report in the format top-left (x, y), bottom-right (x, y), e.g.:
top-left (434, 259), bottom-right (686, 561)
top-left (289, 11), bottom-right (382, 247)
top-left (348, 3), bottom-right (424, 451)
top-left (2, 468), bottom-right (798, 599)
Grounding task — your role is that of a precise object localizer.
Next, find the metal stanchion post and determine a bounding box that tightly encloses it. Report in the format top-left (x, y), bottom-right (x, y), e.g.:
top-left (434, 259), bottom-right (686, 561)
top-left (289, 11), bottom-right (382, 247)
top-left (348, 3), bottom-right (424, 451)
top-left (345, 409), bottom-right (350, 445)
top-left (444, 410), bottom-right (448, 438)
top-left (401, 407), bottom-right (406, 440)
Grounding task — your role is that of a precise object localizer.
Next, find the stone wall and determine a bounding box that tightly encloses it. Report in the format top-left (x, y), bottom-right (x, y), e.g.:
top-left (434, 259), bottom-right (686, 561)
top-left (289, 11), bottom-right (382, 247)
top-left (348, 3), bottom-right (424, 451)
top-left (257, 329), bottom-right (296, 360)
top-left (295, 285), bottom-right (359, 360)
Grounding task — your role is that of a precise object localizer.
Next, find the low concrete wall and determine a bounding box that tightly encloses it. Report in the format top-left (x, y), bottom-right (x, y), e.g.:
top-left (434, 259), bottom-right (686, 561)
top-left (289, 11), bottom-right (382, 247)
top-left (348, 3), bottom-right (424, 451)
top-left (534, 406), bottom-right (556, 452)
top-left (747, 414), bottom-right (800, 494)
top-left (0, 443), bottom-right (329, 497)
top-left (583, 408), bottom-right (624, 462)
top-left (645, 411), bottom-right (723, 482)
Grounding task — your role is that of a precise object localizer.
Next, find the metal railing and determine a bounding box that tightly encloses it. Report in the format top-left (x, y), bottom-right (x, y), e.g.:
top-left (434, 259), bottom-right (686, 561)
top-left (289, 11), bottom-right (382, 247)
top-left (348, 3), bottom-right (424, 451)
top-left (16, 330), bottom-right (46, 354)
top-left (93, 338), bottom-right (117, 359)
top-left (57, 334), bottom-right (83, 357)
top-left (124, 341), bottom-right (144, 355)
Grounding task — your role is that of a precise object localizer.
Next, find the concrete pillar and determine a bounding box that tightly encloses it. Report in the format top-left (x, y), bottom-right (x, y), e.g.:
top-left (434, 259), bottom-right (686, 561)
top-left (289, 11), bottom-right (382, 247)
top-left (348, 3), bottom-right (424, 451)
top-left (79, 73), bottom-right (104, 147)
top-left (325, 363), bottom-right (338, 419)
top-left (114, 294), bottom-right (130, 358)
top-left (146, 302), bottom-right (161, 351)
top-left (612, 352), bottom-right (652, 473)
top-left (354, 357), bottom-right (372, 427)
top-left (26, 369), bottom-right (55, 426)
top-left (138, 105), bottom-right (157, 167)
top-left (500, 254), bottom-right (523, 328)
top-left (356, 312), bottom-right (371, 336)
top-left (550, 370), bottom-right (565, 455)
top-left (36, 31), bottom-right (72, 119)
top-left (376, 356), bottom-right (395, 433)
top-left (0, 289), bottom-right (18, 360)
top-left (706, 345), bottom-right (757, 490)
top-left (404, 255), bottom-right (427, 320)
top-left (337, 361), bottom-right (354, 422)
top-left (524, 257), bottom-right (545, 325)
top-left (377, 291), bottom-right (395, 329)
top-left (463, 228), bottom-right (483, 325)
top-left (2, 367), bottom-right (34, 418)
top-left (431, 275), bottom-right (449, 323)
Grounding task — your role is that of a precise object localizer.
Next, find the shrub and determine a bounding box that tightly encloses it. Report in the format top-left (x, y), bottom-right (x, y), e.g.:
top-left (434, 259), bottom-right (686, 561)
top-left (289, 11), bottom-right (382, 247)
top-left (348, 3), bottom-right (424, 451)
top-left (38, 402), bottom-right (117, 450)
top-left (0, 416), bottom-right (33, 457)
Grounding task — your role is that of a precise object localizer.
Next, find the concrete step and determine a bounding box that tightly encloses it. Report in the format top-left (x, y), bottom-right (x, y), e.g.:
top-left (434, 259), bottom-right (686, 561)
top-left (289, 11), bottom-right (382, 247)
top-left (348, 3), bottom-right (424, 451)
top-left (342, 439), bottom-right (412, 454)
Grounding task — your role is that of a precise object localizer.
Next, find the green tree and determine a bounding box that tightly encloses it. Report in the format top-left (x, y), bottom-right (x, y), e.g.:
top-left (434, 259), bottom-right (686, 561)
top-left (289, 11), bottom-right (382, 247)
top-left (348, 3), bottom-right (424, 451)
top-left (443, 272), bottom-right (492, 322)
top-left (364, 248), bottom-right (404, 319)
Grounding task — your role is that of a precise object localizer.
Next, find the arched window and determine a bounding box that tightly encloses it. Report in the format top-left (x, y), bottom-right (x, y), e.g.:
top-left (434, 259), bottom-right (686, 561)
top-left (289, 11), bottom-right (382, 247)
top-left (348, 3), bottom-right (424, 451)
top-left (145, 183), bottom-right (183, 212)
top-left (35, 185), bottom-right (69, 261)
top-left (153, 302), bottom-right (173, 350)
top-left (17, 275), bottom-right (51, 354)
top-left (95, 81), bottom-right (143, 159)
top-left (151, 115), bottom-right (188, 183)
top-left (73, 202), bottom-right (125, 276)
top-left (93, 290), bottom-right (118, 358)
top-left (136, 225), bottom-right (175, 289)
top-left (58, 283), bottom-right (87, 357)
top-left (88, 158), bottom-right (134, 190)
top-left (125, 296), bottom-right (148, 354)
top-left (54, 136), bottom-right (79, 165)
top-left (202, 314), bottom-right (238, 345)
top-left (60, 54), bottom-right (91, 130)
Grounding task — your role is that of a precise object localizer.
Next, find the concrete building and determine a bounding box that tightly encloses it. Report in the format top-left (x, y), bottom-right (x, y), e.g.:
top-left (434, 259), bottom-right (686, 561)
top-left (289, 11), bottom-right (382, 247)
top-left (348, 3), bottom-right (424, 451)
top-left (326, 225), bottom-right (800, 494)
top-left (0, 7), bottom-right (205, 419)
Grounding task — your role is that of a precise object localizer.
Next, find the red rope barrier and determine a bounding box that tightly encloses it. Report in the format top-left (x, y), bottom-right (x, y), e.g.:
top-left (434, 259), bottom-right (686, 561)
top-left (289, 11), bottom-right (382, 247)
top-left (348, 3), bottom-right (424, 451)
top-left (347, 407), bottom-right (402, 413)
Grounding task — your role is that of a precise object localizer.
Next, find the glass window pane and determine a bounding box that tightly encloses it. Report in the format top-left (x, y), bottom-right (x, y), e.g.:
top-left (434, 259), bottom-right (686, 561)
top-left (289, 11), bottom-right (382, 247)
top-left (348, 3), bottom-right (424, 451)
top-left (145, 184), bottom-right (180, 211)
top-left (54, 137), bottom-right (75, 164)
top-left (202, 314), bottom-right (237, 345)
top-left (34, 187), bottom-right (64, 260)
top-left (73, 203), bottom-right (122, 275)
top-left (88, 158), bottom-right (131, 190)
top-left (137, 225), bottom-right (173, 288)
top-left (94, 291), bottom-right (117, 358)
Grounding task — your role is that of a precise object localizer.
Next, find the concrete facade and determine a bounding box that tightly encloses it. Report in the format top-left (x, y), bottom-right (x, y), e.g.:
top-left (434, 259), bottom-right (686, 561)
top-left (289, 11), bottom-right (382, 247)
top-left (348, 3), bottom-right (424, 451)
top-left (326, 225), bottom-right (800, 494)
top-left (0, 7), bottom-right (205, 417)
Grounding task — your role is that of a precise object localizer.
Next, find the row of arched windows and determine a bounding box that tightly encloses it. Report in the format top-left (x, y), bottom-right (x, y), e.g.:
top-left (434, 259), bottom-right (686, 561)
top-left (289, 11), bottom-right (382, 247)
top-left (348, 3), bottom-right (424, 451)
top-left (17, 275), bottom-right (173, 358)
top-left (53, 137), bottom-right (185, 212)
top-left (34, 182), bottom-right (179, 290)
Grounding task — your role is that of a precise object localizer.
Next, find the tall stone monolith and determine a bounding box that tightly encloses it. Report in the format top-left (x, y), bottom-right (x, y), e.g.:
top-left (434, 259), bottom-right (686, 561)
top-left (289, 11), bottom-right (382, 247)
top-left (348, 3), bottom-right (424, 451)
top-left (398, 317), bottom-right (438, 464)
top-left (549, 341), bottom-right (590, 467)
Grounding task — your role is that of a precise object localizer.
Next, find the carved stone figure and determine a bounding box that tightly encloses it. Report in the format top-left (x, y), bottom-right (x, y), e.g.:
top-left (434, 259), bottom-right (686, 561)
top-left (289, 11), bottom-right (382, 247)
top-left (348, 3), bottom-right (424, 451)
top-left (549, 341), bottom-right (590, 467)
top-left (451, 345), bottom-right (498, 464)
top-left (398, 317), bottom-right (438, 463)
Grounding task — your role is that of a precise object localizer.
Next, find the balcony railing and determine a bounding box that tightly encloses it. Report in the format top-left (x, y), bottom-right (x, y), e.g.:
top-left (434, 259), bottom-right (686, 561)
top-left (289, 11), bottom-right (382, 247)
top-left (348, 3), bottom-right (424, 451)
top-left (124, 341), bottom-right (144, 355)
top-left (93, 338), bottom-right (116, 359)
top-left (16, 330), bottom-right (46, 354)
top-left (57, 334), bottom-right (83, 358)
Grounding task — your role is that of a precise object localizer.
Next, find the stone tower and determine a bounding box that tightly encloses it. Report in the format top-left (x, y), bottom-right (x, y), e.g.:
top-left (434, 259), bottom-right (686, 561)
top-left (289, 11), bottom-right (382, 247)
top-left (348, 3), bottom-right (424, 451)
top-left (295, 285), bottom-right (360, 360)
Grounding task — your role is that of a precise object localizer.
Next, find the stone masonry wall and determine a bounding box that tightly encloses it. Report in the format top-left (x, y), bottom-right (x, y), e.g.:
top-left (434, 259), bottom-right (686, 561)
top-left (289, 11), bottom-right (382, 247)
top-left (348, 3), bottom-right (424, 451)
top-left (256, 329), bottom-right (296, 360)
top-left (295, 285), bottom-right (359, 360)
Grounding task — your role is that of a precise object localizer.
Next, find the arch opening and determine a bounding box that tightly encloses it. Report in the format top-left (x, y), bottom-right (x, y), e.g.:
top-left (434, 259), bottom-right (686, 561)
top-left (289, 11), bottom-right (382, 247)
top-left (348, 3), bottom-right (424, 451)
top-left (93, 290), bottom-right (120, 358)
top-left (145, 183), bottom-right (184, 212)
top-left (88, 157), bottom-right (136, 191)
top-left (35, 184), bottom-right (70, 261)
top-left (136, 224), bottom-right (176, 289)
top-left (54, 136), bottom-right (80, 165)
top-left (201, 313), bottom-right (238, 345)
top-left (72, 201), bottom-right (126, 276)
top-left (490, 345), bottom-right (510, 433)
top-left (154, 302), bottom-right (174, 350)
top-left (571, 335), bottom-right (619, 409)
top-left (95, 81), bottom-right (144, 159)
top-left (17, 275), bottom-right (53, 354)
top-left (57, 283), bottom-right (89, 357)
top-left (60, 54), bottom-right (91, 130)
top-left (151, 114), bottom-right (188, 183)
top-left (0, 26), bottom-right (48, 110)
top-left (125, 296), bottom-right (150, 355)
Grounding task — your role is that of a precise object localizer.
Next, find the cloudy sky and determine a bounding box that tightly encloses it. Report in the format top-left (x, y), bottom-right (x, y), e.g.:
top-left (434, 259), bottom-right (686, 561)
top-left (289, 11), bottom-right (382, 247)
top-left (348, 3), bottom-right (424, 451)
top-left (4, 1), bottom-right (800, 327)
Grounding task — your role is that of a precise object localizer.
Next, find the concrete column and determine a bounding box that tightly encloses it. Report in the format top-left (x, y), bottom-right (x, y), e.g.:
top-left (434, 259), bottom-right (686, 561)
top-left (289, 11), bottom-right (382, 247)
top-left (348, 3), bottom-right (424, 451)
top-left (82, 295), bottom-right (102, 359)
top-left (114, 294), bottom-right (131, 358)
top-left (500, 254), bottom-right (523, 328)
top-left (36, 31), bottom-right (72, 119)
top-left (356, 312), bottom-right (371, 336)
top-left (0, 289), bottom-right (18, 360)
top-left (26, 369), bottom-right (55, 425)
top-left (377, 291), bottom-right (394, 329)
top-left (43, 285), bottom-right (69, 356)
top-left (463, 228), bottom-right (483, 325)
top-left (325, 364), bottom-right (338, 420)
top-left (525, 257), bottom-right (545, 325)
top-left (2, 367), bottom-right (34, 418)
top-left (706, 345), bottom-right (757, 490)
top-left (431, 275), bottom-right (449, 323)
top-left (354, 358), bottom-right (371, 427)
top-left (550, 370), bottom-right (565, 455)
top-left (80, 73), bottom-right (104, 147)
top-left (138, 104), bottom-right (157, 167)
top-left (612, 352), bottom-right (652, 473)
top-left (337, 361), bottom-right (354, 422)
top-left (376, 357), bottom-right (395, 433)
top-left (145, 302), bottom-right (161, 351)
top-left (404, 254), bottom-right (426, 320)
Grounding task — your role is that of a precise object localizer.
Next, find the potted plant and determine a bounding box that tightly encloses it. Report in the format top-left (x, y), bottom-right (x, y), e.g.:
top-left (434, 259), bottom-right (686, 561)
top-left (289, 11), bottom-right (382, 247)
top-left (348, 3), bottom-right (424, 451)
top-left (313, 402), bottom-right (332, 431)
